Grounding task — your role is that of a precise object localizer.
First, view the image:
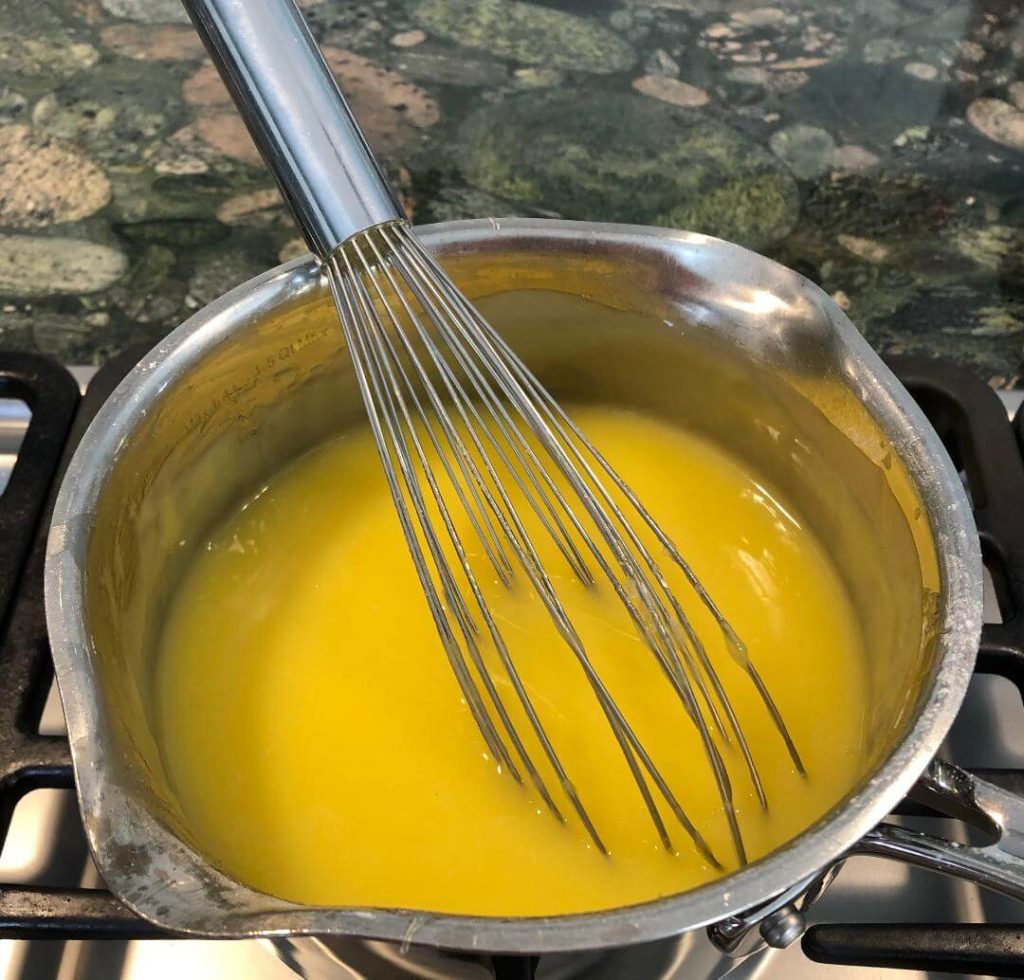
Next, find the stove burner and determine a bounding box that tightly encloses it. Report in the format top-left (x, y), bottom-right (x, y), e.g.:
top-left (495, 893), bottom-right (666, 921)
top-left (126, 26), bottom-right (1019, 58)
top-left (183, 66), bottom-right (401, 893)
top-left (0, 349), bottom-right (1020, 977)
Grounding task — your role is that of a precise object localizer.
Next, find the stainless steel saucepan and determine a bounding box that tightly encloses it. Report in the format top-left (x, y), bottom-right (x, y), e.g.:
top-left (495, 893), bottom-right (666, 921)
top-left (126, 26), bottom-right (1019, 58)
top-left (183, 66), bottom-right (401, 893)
top-left (45, 217), bottom-right (1015, 967)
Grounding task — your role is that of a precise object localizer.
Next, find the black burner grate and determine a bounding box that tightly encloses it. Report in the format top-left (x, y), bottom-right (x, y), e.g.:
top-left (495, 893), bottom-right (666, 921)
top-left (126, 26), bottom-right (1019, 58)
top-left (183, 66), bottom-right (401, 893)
top-left (0, 354), bottom-right (78, 823)
top-left (0, 348), bottom-right (170, 940)
top-left (0, 350), bottom-right (1022, 975)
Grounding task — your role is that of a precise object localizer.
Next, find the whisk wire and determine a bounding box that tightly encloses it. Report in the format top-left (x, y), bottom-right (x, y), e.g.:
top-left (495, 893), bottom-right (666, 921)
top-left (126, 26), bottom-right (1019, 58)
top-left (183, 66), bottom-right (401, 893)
top-left (420, 238), bottom-right (804, 783)
top-left (373, 233), bottom-right (730, 856)
top-left (480, 321), bottom-right (807, 780)
top-left (364, 236), bottom-right (591, 595)
top-left (355, 239), bottom-right (515, 586)
top-left (326, 221), bottom-right (807, 867)
top-left (339, 235), bottom-right (717, 862)
top-left (340, 241), bottom-right (617, 848)
top-left (350, 226), bottom-right (737, 861)
top-left (328, 264), bottom-right (520, 784)
top-left (385, 226), bottom-right (750, 858)
top-left (381, 240), bottom-right (598, 588)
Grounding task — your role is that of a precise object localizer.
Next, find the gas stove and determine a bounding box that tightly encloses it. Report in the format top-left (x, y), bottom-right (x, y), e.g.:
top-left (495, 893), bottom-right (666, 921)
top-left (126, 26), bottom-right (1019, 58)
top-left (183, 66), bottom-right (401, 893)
top-left (0, 349), bottom-right (1021, 979)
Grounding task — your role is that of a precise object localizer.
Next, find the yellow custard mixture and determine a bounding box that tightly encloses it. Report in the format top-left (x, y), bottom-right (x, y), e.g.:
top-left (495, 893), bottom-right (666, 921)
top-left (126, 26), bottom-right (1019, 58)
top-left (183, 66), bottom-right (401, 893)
top-left (156, 404), bottom-right (869, 915)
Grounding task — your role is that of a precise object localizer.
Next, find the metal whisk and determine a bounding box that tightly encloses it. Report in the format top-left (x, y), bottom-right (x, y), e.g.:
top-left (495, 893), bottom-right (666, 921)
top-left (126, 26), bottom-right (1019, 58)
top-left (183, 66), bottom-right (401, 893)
top-left (182, 0), bottom-right (804, 865)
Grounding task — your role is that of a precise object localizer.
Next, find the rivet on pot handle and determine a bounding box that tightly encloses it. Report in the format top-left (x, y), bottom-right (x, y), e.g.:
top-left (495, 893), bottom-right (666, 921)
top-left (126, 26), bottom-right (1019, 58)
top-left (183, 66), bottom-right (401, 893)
top-left (852, 757), bottom-right (1024, 899)
top-left (708, 864), bottom-right (843, 956)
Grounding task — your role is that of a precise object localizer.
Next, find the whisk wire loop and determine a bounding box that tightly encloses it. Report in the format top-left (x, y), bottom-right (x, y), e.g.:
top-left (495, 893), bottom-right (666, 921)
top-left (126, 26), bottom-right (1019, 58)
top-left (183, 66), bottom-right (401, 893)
top-left (325, 221), bottom-right (806, 867)
top-left (343, 238), bottom-right (611, 847)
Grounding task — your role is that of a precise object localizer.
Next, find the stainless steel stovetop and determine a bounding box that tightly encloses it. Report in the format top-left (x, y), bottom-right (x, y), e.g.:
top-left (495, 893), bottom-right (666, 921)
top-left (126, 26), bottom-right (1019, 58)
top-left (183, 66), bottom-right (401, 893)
top-left (0, 378), bottom-right (1017, 980)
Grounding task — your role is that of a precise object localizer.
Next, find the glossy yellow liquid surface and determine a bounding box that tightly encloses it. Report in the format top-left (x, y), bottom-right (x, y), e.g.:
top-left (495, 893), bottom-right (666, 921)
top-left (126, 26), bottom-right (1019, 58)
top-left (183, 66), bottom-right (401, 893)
top-left (156, 405), bottom-right (868, 915)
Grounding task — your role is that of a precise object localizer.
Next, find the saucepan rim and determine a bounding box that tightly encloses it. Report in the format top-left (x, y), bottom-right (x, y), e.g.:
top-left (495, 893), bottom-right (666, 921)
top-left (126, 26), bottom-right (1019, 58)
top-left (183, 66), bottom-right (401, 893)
top-left (43, 217), bottom-right (982, 951)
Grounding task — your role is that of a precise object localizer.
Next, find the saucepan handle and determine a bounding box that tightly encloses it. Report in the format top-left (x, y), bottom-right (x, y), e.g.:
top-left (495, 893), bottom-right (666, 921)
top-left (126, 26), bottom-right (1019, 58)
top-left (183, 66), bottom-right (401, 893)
top-left (802, 758), bottom-right (1024, 973)
top-left (710, 758), bottom-right (1024, 967)
top-left (850, 756), bottom-right (1024, 901)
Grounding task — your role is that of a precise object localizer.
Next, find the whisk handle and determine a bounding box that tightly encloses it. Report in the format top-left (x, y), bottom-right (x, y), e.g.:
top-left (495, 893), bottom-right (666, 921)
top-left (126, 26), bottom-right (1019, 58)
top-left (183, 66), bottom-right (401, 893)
top-left (179, 0), bottom-right (404, 257)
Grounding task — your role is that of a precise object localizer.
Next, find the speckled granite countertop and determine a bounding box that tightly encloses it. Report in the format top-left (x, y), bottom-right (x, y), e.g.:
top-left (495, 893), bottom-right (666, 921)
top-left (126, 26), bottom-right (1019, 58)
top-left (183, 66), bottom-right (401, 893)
top-left (0, 0), bottom-right (1021, 381)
